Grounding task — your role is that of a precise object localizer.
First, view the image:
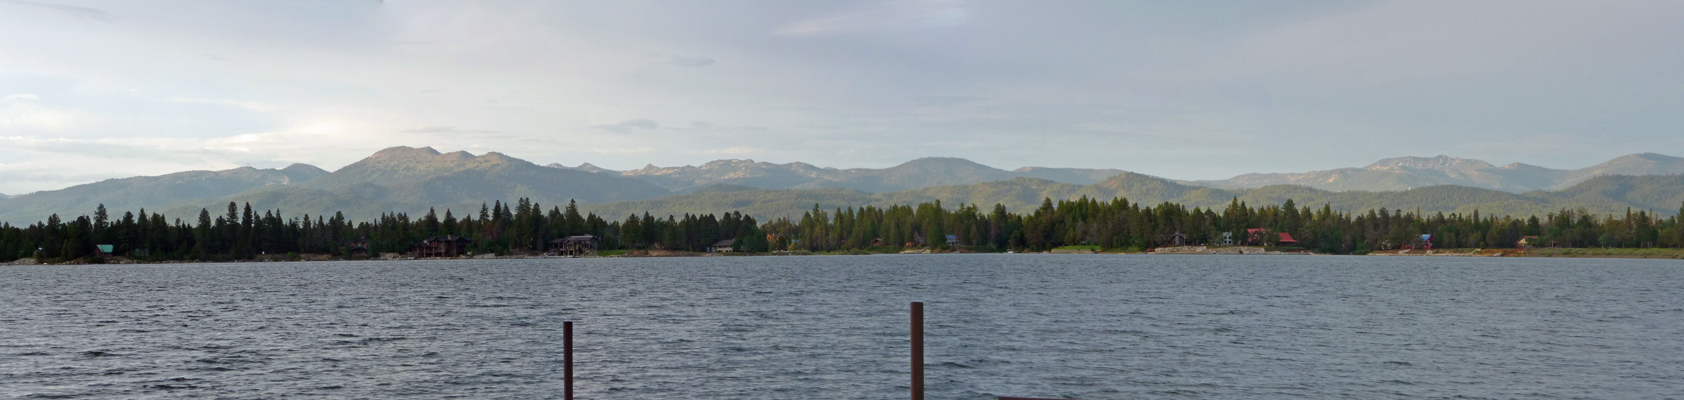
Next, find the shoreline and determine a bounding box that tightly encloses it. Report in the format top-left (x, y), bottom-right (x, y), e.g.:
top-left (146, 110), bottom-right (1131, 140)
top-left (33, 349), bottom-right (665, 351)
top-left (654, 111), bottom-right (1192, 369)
top-left (7, 247), bottom-right (1683, 266)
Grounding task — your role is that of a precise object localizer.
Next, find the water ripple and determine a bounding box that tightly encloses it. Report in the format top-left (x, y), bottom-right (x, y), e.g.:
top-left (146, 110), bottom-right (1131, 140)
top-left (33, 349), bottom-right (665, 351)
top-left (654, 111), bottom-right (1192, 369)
top-left (2, 255), bottom-right (1682, 399)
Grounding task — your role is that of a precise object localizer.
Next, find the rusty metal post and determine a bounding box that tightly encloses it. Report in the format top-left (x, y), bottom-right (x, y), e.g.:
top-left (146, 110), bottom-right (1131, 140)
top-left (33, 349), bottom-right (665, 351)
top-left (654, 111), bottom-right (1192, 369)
top-left (564, 321), bottom-right (574, 400)
top-left (911, 302), bottom-right (924, 400)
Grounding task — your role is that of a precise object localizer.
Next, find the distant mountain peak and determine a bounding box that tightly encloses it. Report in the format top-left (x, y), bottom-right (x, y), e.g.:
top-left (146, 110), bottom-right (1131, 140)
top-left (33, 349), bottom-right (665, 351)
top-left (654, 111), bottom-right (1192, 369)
top-left (574, 162), bottom-right (614, 173)
top-left (544, 162), bottom-right (617, 174)
top-left (442, 150), bottom-right (475, 160)
top-left (369, 146), bottom-right (443, 159)
top-left (1366, 155), bottom-right (1494, 170)
top-left (905, 156), bottom-right (983, 164)
top-left (890, 157), bottom-right (999, 171)
top-left (1621, 152), bottom-right (1682, 161)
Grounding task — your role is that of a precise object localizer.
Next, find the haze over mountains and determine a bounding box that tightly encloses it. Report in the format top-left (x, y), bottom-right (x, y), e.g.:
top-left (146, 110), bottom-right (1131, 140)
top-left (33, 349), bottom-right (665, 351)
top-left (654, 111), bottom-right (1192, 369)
top-left (1, 146), bottom-right (1681, 225)
top-left (584, 174), bottom-right (1684, 223)
top-left (547, 158), bottom-right (1128, 193)
top-left (1183, 153), bottom-right (1684, 193)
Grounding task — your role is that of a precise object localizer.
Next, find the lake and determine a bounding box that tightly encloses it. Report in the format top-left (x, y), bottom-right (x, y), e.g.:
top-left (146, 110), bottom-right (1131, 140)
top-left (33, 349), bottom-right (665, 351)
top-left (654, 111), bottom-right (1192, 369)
top-left (2, 255), bottom-right (1681, 399)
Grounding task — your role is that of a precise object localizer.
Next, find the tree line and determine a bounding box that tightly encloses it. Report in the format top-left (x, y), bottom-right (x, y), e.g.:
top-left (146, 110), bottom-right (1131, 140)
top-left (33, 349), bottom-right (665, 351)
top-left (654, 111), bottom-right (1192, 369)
top-left (2, 197), bottom-right (1681, 262)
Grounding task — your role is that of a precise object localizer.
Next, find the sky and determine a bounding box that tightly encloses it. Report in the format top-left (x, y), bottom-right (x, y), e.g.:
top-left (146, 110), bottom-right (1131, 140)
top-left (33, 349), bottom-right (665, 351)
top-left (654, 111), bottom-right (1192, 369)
top-left (1, 0), bottom-right (1681, 194)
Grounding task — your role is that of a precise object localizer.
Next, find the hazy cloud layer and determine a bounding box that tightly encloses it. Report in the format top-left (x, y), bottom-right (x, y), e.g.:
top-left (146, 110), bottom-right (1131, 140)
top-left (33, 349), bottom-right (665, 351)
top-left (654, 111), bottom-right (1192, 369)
top-left (593, 119), bottom-right (659, 134)
top-left (0, 0), bottom-right (1680, 194)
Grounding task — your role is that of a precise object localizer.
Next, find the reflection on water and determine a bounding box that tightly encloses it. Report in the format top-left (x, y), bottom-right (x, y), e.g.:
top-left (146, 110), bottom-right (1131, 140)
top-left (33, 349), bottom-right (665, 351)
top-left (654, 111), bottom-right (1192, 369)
top-left (2, 255), bottom-right (1681, 399)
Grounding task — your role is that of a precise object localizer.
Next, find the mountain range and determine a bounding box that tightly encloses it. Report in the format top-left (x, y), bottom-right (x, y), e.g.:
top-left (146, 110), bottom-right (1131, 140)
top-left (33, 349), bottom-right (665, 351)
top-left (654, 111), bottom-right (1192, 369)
top-left (1, 146), bottom-right (1681, 225)
top-left (581, 174), bottom-right (1684, 222)
top-left (547, 158), bottom-right (1127, 193)
top-left (1182, 153), bottom-right (1684, 193)
top-left (0, 164), bottom-right (328, 224)
top-left (147, 147), bottom-right (674, 222)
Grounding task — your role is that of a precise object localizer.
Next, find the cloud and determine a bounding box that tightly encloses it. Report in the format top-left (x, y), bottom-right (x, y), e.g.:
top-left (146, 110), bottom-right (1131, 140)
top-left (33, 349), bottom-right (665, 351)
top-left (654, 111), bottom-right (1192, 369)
top-left (400, 125), bottom-right (500, 134)
top-left (0, 102), bottom-right (79, 130)
top-left (910, 95), bottom-right (985, 107)
top-left (0, 0), bottom-right (114, 21)
top-left (775, 0), bottom-right (967, 37)
top-left (684, 146), bottom-right (762, 155)
top-left (591, 118), bottom-right (659, 134)
top-left (4, 94), bottom-right (39, 101)
top-left (658, 54), bottom-right (715, 68)
top-left (170, 97), bottom-right (281, 112)
top-left (0, 118), bottom-right (394, 167)
top-left (589, 147), bottom-right (656, 155)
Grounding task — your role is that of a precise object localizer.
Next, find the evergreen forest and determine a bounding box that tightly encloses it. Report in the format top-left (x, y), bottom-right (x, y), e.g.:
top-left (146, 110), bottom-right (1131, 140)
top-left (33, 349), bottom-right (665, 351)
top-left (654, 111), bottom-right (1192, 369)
top-left (3, 197), bottom-right (1683, 263)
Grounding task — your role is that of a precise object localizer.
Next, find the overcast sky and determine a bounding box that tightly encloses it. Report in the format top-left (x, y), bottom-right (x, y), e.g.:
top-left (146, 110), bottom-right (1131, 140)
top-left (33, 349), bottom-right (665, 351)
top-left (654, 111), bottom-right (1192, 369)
top-left (1, 0), bottom-right (1681, 194)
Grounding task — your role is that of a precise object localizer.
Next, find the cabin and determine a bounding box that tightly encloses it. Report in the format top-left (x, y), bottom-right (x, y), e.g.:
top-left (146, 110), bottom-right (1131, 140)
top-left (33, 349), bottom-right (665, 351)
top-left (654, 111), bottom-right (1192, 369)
top-left (1166, 232), bottom-right (1192, 246)
top-left (907, 233), bottom-right (927, 248)
top-left (1276, 233), bottom-right (1300, 247)
top-left (345, 238), bottom-right (372, 257)
top-left (1217, 232), bottom-right (1234, 246)
top-left (945, 235), bottom-right (960, 247)
top-left (1245, 228), bottom-right (1268, 245)
top-left (95, 244), bottom-right (114, 257)
top-left (550, 235), bottom-right (601, 256)
top-left (707, 239), bottom-right (736, 253)
top-left (416, 235), bottom-right (470, 258)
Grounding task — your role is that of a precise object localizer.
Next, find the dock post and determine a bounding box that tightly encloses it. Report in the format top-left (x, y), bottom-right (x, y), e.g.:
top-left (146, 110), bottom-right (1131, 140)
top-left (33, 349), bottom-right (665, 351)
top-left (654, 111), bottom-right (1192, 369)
top-left (565, 320), bottom-right (574, 400)
top-left (911, 302), bottom-right (924, 400)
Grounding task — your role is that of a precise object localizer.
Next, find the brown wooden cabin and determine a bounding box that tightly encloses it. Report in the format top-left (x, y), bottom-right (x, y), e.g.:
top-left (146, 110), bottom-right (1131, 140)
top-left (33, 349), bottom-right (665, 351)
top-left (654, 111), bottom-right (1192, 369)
top-left (345, 238), bottom-right (372, 257)
top-left (906, 233), bottom-right (927, 248)
top-left (416, 235), bottom-right (470, 258)
top-left (550, 235), bottom-right (601, 256)
top-left (1166, 232), bottom-right (1192, 246)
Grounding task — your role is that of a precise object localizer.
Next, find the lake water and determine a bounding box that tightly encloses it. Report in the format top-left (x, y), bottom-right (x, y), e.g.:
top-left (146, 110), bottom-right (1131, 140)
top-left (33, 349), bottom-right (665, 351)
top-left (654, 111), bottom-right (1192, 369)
top-left (2, 255), bottom-right (1682, 399)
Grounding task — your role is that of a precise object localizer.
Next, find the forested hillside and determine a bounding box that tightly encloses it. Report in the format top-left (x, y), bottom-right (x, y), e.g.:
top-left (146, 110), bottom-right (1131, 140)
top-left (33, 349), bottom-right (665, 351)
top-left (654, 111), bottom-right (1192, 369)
top-left (0, 164), bottom-right (327, 225)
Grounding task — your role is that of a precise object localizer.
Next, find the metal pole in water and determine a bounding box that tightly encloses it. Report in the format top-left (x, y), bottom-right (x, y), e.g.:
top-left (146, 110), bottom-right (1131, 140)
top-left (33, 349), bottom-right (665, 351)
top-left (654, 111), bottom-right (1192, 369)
top-left (564, 320), bottom-right (574, 400)
top-left (911, 302), bottom-right (924, 400)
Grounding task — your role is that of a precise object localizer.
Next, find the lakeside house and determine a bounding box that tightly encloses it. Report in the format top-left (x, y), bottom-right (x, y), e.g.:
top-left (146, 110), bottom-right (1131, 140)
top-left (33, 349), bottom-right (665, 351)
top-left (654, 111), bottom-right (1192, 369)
top-left (707, 239), bottom-right (735, 253)
top-left (550, 235), bottom-right (601, 256)
top-left (416, 235), bottom-right (471, 258)
top-left (906, 233), bottom-right (927, 248)
top-left (1277, 233), bottom-right (1300, 247)
top-left (1167, 232), bottom-right (1192, 246)
top-left (345, 238), bottom-right (371, 257)
top-left (1517, 236), bottom-right (1540, 249)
